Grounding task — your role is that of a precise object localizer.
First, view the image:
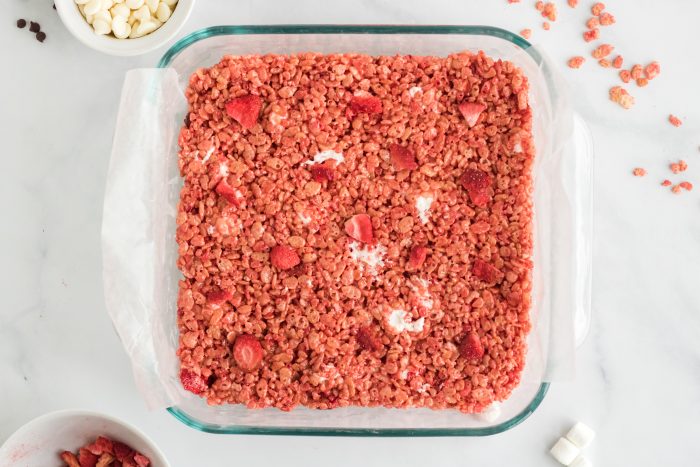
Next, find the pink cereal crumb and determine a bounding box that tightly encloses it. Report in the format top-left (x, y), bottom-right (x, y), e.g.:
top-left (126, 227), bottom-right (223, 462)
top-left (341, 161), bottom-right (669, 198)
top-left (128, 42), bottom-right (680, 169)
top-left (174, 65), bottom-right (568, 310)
top-left (598, 59), bottom-right (611, 68)
top-left (630, 64), bottom-right (643, 80)
top-left (670, 160), bottom-right (687, 174)
top-left (645, 61), bottom-right (661, 80)
top-left (671, 185), bottom-right (682, 194)
top-left (636, 77), bottom-right (649, 87)
top-left (508, 0), bottom-right (521, 3)
top-left (619, 70), bottom-right (631, 83)
top-left (668, 115), bottom-right (683, 127)
top-left (609, 86), bottom-right (635, 109)
top-left (612, 55), bottom-right (623, 69)
top-left (542, 2), bottom-right (557, 21)
top-left (568, 0), bottom-right (578, 7)
top-left (568, 56), bottom-right (585, 69)
top-left (599, 12), bottom-right (616, 25)
top-left (632, 168), bottom-right (646, 177)
top-left (520, 28), bottom-right (532, 39)
top-left (592, 44), bottom-right (614, 59)
top-left (591, 2), bottom-right (605, 16)
top-left (535, 1), bottom-right (544, 11)
top-left (661, 179), bottom-right (672, 187)
top-left (586, 17), bottom-right (600, 29)
top-left (542, 21), bottom-right (551, 30)
top-left (679, 181), bottom-right (693, 191)
top-left (583, 28), bottom-right (600, 42)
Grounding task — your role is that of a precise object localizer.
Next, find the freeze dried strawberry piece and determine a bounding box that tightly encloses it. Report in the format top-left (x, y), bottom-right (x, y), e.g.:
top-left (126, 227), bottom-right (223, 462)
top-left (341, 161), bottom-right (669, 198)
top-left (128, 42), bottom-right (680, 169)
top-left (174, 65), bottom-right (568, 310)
top-left (345, 214), bottom-right (374, 243)
top-left (599, 12), bottom-right (615, 25)
top-left (310, 164), bottom-right (334, 182)
top-left (389, 143), bottom-right (418, 170)
top-left (592, 44), bottom-right (614, 59)
top-left (206, 289), bottom-right (232, 306)
top-left (180, 368), bottom-right (208, 395)
top-left (672, 185), bottom-right (682, 194)
top-left (568, 0), bottom-right (578, 7)
top-left (113, 442), bottom-right (134, 462)
top-left (357, 326), bottom-right (383, 351)
top-left (680, 181), bottom-right (693, 191)
top-left (583, 28), bottom-right (599, 42)
top-left (96, 454), bottom-right (115, 467)
top-left (612, 55), bottom-right (623, 69)
top-left (215, 179), bottom-right (243, 206)
top-left (134, 453), bottom-right (151, 467)
top-left (233, 334), bottom-right (264, 371)
top-left (520, 28), bottom-right (532, 39)
top-left (669, 115), bottom-right (683, 127)
top-left (460, 169), bottom-right (493, 207)
top-left (225, 94), bottom-right (262, 130)
top-left (645, 61), bottom-right (661, 80)
top-left (349, 92), bottom-right (383, 115)
top-left (85, 437), bottom-right (113, 456)
top-left (407, 246), bottom-right (428, 270)
top-left (61, 451), bottom-right (81, 467)
top-left (270, 245), bottom-right (300, 270)
top-left (78, 448), bottom-right (98, 467)
top-left (591, 2), bottom-right (605, 15)
top-left (459, 331), bottom-right (485, 360)
top-left (458, 102), bottom-right (487, 128)
top-left (661, 179), bottom-right (672, 187)
top-left (568, 56), bottom-right (585, 68)
top-left (472, 258), bottom-right (504, 284)
top-left (609, 86), bottom-right (635, 109)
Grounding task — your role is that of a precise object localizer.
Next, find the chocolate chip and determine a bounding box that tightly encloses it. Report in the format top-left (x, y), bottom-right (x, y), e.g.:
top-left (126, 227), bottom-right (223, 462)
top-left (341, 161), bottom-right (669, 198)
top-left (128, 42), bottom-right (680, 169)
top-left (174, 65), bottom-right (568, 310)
top-left (17, 19), bottom-right (27, 28)
top-left (53, 3), bottom-right (56, 9)
top-left (36, 31), bottom-right (46, 43)
top-left (29, 21), bottom-right (40, 33)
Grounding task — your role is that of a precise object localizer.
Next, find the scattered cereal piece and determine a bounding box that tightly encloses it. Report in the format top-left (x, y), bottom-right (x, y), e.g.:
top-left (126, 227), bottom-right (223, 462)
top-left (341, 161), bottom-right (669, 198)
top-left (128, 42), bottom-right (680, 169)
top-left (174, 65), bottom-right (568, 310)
top-left (636, 77), bottom-right (649, 87)
top-left (508, 0), bottom-right (521, 3)
top-left (568, 0), bottom-right (578, 7)
top-left (669, 114), bottom-right (683, 127)
top-left (389, 143), bottom-right (418, 171)
top-left (609, 86), bottom-right (635, 109)
top-left (598, 59), bottom-right (611, 68)
top-left (591, 2), bottom-right (605, 16)
top-left (670, 160), bottom-right (687, 173)
top-left (345, 214), bottom-right (374, 243)
top-left (619, 70), bottom-right (631, 83)
top-left (568, 56), bottom-right (585, 69)
top-left (270, 245), bottom-right (301, 270)
top-left (542, 2), bottom-right (557, 21)
top-left (612, 55), bottom-right (623, 69)
top-left (458, 102), bottom-right (487, 127)
top-left (661, 179), bottom-right (672, 187)
top-left (583, 28), bottom-right (600, 42)
top-left (599, 12), bottom-right (616, 25)
top-left (459, 331), bottom-right (485, 360)
top-left (671, 185), bottom-right (682, 194)
top-left (632, 168), bottom-right (646, 177)
top-left (630, 64), bottom-right (643, 80)
top-left (461, 169), bottom-right (493, 207)
top-left (520, 28), bottom-right (532, 39)
top-left (679, 181), bottom-right (693, 191)
top-left (645, 61), bottom-right (661, 80)
top-left (542, 21), bottom-right (551, 30)
top-left (535, 1), bottom-right (544, 11)
top-left (407, 246), bottom-right (429, 270)
top-left (233, 334), bottom-right (264, 371)
top-left (180, 369), bottom-right (208, 394)
top-left (592, 44), bottom-right (614, 59)
top-left (586, 17), bottom-right (599, 29)
top-left (225, 94), bottom-right (262, 130)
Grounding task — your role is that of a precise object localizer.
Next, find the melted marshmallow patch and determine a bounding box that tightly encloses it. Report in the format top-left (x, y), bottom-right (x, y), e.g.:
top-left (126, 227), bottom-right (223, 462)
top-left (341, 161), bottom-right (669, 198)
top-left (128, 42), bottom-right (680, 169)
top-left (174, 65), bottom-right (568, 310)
top-left (303, 150), bottom-right (344, 166)
top-left (348, 241), bottom-right (386, 275)
top-left (387, 309), bottom-right (425, 333)
top-left (415, 195), bottom-right (434, 224)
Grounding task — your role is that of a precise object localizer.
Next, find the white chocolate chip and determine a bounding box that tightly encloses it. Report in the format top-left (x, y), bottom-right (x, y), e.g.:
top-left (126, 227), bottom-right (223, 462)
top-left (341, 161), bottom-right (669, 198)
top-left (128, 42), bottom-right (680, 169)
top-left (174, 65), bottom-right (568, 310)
top-left (75, 0), bottom-right (90, 5)
top-left (162, 0), bottom-right (177, 5)
top-left (133, 4), bottom-right (151, 21)
top-left (550, 438), bottom-right (580, 466)
top-left (565, 422), bottom-right (596, 449)
top-left (155, 2), bottom-right (171, 22)
top-left (85, 13), bottom-right (94, 23)
top-left (110, 2), bottom-right (130, 18)
top-left (135, 18), bottom-right (158, 35)
top-left (92, 18), bottom-right (111, 35)
top-left (128, 20), bottom-right (141, 37)
top-left (125, 0), bottom-right (144, 8)
top-left (569, 456), bottom-right (592, 467)
top-left (83, 0), bottom-right (102, 15)
top-left (475, 402), bottom-right (501, 423)
top-left (145, 0), bottom-right (159, 13)
top-left (93, 9), bottom-right (112, 24)
top-left (102, 0), bottom-right (114, 9)
top-left (111, 17), bottom-right (130, 38)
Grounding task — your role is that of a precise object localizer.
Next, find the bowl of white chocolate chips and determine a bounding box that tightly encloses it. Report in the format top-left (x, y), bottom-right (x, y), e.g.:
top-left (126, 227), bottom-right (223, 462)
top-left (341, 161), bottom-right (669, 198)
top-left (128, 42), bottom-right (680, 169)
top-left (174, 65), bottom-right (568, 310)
top-left (55, 0), bottom-right (195, 56)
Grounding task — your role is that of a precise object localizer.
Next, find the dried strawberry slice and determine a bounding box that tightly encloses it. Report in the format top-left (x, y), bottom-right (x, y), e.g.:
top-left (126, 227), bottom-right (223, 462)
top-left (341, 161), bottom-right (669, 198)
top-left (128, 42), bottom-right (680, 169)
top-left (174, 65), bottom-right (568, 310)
top-left (310, 164), bottom-right (334, 182)
top-left (180, 369), bottom-right (208, 395)
top-left (133, 453), bottom-right (151, 467)
top-left (389, 143), bottom-right (418, 170)
top-left (270, 245), bottom-right (301, 270)
top-left (349, 92), bottom-right (383, 115)
top-left (472, 258), bottom-right (504, 284)
top-left (215, 179), bottom-right (243, 206)
top-left (61, 451), bottom-right (81, 467)
top-left (225, 94), bottom-right (262, 130)
top-left (460, 169), bottom-right (493, 207)
top-left (345, 214), bottom-right (374, 244)
top-left (357, 326), bottom-right (383, 351)
top-left (113, 442), bottom-right (134, 462)
top-left (233, 334), bottom-right (264, 371)
top-left (206, 289), bottom-right (232, 306)
top-left (458, 102), bottom-right (487, 127)
top-left (459, 331), bottom-right (485, 360)
top-left (78, 448), bottom-right (98, 467)
top-left (85, 437), bottom-right (113, 456)
top-left (407, 246), bottom-right (428, 270)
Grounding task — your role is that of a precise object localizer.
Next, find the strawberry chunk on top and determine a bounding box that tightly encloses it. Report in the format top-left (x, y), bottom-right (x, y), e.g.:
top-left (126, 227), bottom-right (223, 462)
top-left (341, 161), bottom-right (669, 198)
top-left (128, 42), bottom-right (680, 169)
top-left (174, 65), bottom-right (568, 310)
top-left (85, 437), bottom-right (113, 456)
top-left (180, 369), bottom-right (208, 395)
top-left (459, 331), bottom-right (485, 360)
top-left (78, 448), bottom-right (98, 467)
top-left (206, 289), bottom-right (232, 306)
top-left (472, 258), bottom-right (504, 284)
top-left (310, 164), bottom-right (334, 182)
top-left (270, 245), bottom-right (301, 270)
top-left (133, 453), bottom-right (151, 467)
top-left (458, 102), bottom-right (487, 127)
top-left (345, 214), bottom-right (374, 244)
top-left (348, 92), bottom-right (383, 115)
top-left (215, 179), bottom-right (244, 206)
top-left (389, 143), bottom-right (418, 171)
top-left (407, 246), bottom-right (428, 270)
top-left (233, 334), bottom-right (264, 371)
top-left (225, 94), bottom-right (262, 130)
top-left (460, 169), bottom-right (493, 207)
top-left (112, 441), bottom-right (134, 462)
top-left (356, 326), bottom-right (383, 351)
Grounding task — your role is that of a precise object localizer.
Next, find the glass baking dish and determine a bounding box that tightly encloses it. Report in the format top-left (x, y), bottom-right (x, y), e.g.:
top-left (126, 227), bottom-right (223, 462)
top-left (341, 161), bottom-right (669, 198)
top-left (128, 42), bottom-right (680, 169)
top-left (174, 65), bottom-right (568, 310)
top-left (105, 25), bottom-right (593, 436)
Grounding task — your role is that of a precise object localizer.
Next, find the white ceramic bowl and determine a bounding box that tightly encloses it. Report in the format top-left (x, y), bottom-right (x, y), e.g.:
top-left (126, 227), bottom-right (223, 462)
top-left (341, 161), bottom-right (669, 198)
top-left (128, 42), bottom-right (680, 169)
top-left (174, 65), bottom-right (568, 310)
top-left (55, 0), bottom-right (195, 56)
top-left (0, 410), bottom-right (170, 466)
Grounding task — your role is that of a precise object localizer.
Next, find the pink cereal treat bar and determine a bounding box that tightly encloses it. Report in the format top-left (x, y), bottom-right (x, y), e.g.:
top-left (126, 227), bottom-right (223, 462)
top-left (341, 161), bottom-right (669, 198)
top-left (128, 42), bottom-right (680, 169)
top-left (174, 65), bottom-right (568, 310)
top-left (175, 52), bottom-right (535, 414)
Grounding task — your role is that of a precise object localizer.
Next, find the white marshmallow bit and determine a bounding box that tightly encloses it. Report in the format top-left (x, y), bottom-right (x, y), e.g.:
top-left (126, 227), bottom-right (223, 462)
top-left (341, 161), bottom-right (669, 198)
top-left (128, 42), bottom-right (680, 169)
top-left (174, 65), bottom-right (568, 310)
top-left (110, 2), bottom-right (129, 18)
top-left (83, 0), bottom-right (102, 15)
top-left (92, 18), bottom-right (111, 34)
top-left (155, 2), bottom-right (171, 21)
top-left (570, 455), bottom-right (592, 467)
top-left (550, 437), bottom-right (580, 466)
top-left (475, 402), bottom-right (501, 423)
top-left (565, 422), bottom-right (596, 449)
top-left (93, 9), bottom-right (112, 24)
top-left (125, 0), bottom-right (144, 8)
top-left (145, 0), bottom-right (159, 12)
top-left (133, 4), bottom-right (151, 20)
top-left (111, 16), bottom-right (130, 38)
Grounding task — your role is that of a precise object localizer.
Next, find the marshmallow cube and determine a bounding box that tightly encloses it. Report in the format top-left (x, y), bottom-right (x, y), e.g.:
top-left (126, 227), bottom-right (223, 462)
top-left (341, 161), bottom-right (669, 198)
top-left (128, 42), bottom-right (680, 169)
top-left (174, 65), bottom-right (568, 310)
top-left (550, 437), bottom-right (580, 466)
top-left (570, 455), bottom-right (592, 467)
top-left (566, 422), bottom-right (596, 449)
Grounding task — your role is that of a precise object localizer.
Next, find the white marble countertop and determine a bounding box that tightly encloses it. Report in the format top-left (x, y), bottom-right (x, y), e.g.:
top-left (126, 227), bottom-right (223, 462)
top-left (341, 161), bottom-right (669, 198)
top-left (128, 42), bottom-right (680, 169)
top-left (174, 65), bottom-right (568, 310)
top-left (2, 0), bottom-right (699, 465)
